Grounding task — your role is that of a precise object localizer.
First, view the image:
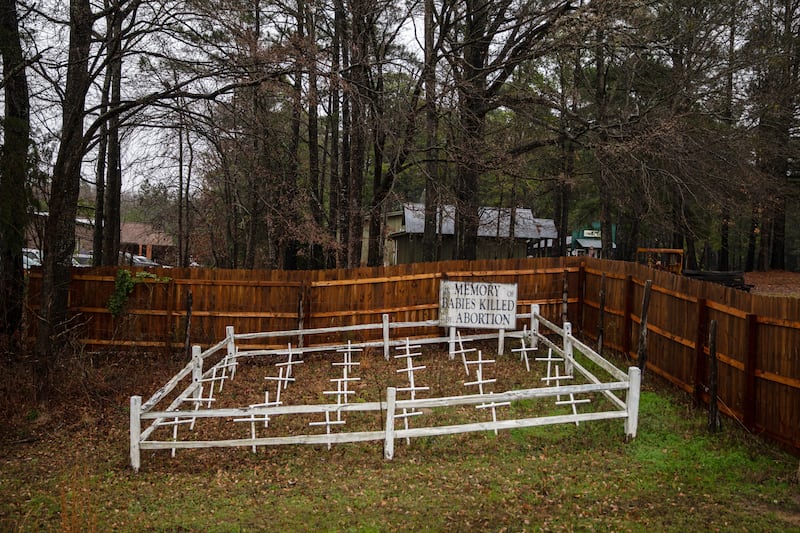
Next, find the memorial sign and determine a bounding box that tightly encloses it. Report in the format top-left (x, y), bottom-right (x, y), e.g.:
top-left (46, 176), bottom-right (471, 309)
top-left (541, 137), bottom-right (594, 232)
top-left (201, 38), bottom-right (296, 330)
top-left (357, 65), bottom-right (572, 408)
top-left (439, 280), bottom-right (518, 330)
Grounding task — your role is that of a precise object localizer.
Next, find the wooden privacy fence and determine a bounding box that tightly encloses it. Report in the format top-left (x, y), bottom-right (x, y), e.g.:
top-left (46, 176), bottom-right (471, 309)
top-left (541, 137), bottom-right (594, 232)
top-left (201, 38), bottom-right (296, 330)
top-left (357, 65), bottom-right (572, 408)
top-left (130, 308), bottom-right (641, 471)
top-left (578, 258), bottom-right (800, 454)
top-left (26, 256), bottom-right (800, 453)
top-left (25, 258), bottom-right (579, 350)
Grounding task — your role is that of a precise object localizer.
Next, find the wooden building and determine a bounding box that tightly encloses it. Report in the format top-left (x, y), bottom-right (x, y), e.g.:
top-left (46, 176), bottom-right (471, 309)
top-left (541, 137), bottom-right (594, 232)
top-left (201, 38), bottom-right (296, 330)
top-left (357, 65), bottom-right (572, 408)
top-left (385, 203), bottom-right (557, 264)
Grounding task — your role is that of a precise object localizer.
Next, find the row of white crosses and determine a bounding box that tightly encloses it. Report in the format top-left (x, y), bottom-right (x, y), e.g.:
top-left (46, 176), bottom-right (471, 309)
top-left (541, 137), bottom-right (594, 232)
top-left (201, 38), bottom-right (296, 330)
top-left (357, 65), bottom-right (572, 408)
top-left (394, 338), bottom-right (429, 444)
top-left (511, 325), bottom-right (534, 372)
top-left (234, 342), bottom-right (303, 453)
top-left (458, 335), bottom-right (510, 435)
top-left (166, 334), bottom-right (240, 457)
top-left (310, 341), bottom-right (362, 449)
top-left (458, 324), bottom-right (590, 430)
top-left (531, 327), bottom-right (590, 425)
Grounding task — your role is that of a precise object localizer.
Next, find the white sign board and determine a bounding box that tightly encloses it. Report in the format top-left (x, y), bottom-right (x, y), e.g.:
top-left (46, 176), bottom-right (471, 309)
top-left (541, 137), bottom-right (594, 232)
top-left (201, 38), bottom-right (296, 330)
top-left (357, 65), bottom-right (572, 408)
top-left (439, 281), bottom-right (518, 330)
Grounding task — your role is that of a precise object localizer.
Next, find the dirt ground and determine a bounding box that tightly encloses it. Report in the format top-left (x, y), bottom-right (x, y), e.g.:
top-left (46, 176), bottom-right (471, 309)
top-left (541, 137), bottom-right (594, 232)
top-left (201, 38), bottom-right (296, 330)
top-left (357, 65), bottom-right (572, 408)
top-left (745, 270), bottom-right (800, 297)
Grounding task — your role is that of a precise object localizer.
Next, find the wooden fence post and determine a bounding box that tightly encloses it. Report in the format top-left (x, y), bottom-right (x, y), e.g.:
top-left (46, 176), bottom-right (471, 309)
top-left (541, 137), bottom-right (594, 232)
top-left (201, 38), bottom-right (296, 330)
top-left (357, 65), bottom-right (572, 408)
top-left (183, 290), bottom-right (193, 357)
top-left (167, 278), bottom-right (176, 345)
top-left (744, 314), bottom-right (759, 431)
top-left (297, 284), bottom-right (305, 348)
top-left (597, 273), bottom-right (606, 356)
top-left (693, 298), bottom-right (709, 405)
top-left (637, 280), bottom-right (652, 373)
top-left (384, 387), bottom-right (397, 460)
top-left (578, 262), bottom-right (586, 330)
top-left (622, 275), bottom-right (634, 359)
top-left (530, 304), bottom-right (539, 350)
top-left (625, 367), bottom-right (641, 441)
top-left (449, 327), bottom-right (456, 360)
top-left (708, 320), bottom-right (720, 432)
top-left (130, 395), bottom-right (142, 472)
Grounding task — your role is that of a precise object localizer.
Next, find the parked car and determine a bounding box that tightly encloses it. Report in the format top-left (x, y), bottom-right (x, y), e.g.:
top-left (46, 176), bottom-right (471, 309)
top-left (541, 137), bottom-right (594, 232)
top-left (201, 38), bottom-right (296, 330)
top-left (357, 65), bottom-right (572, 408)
top-left (23, 249), bottom-right (41, 269)
top-left (121, 252), bottom-right (161, 268)
top-left (73, 253), bottom-right (93, 267)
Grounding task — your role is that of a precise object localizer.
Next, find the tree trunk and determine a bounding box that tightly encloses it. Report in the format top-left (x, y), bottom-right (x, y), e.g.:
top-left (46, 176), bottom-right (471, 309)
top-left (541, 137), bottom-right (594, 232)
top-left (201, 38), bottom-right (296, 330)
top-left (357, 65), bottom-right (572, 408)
top-left (366, 121), bottom-right (387, 267)
top-left (0, 0), bottom-right (31, 338)
top-left (745, 212), bottom-right (757, 272)
top-left (345, 0), bottom-right (368, 267)
top-left (327, 0), bottom-right (343, 267)
top-left (306, 1), bottom-right (323, 268)
top-left (600, 196), bottom-right (613, 259)
top-left (719, 208), bottom-right (729, 271)
top-left (553, 136), bottom-right (573, 257)
top-left (35, 0), bottom-right (93, 398)
top-left (335, 0), bottom-right (351, 268)
top-left (102, 10), bottom-right (123, 265)
top-left (92, 71), bottom-right (110, 266)
top-left (422, 0), bottom-right (439, 262)
top-left (177, 115), bottom-right (185, 266)
top-left (718, 3), bottom-right (736, 272)
top-left (454, 0), bottom-right (489, 261)
top-left (770, 196), bottom-right (785, 270)
top-left (366, 53), bottom-right (387, 267)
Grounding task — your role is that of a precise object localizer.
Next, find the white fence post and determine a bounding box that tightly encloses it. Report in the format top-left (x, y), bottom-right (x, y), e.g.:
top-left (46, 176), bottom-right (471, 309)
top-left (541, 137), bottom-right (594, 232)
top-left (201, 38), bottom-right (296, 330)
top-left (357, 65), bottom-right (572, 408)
top-left (383, 313), bottom-right (390, 360)
top-left (384, 387), bottom-right (397, 460)
top-left (130, 395), bottom-right (142, 472)
top-left (498, 329), bottom-right (505, 356)
top-left (625, 366), bottom-right (641, 440)
top-left (531, 304), bottom-right (540, 350)
top-left (563, 322), bottom-right (574, 376)
top-left (449, 327), bottom-right (456, 360)
top-left (192, 345), bottom-right (203, 402)
top-left (225, 325), bottom-right (237, 379)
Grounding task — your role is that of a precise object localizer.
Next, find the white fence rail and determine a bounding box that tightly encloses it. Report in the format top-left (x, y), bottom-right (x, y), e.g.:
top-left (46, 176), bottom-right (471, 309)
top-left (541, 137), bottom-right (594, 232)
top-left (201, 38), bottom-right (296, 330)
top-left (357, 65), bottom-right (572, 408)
top-left (130, 305), bottom-right (641, 471)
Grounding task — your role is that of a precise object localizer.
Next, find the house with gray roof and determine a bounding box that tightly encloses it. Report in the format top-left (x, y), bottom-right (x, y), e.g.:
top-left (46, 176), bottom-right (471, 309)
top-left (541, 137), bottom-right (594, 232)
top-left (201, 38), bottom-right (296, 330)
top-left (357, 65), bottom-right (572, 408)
top-left (384, 203), bottom-right (557, 264)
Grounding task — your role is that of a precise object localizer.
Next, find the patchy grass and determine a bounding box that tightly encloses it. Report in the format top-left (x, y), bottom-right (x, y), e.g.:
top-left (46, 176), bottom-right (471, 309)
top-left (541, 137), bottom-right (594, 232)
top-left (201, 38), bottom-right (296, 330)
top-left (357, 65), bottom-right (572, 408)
top-left (1, 346), bottom-right (798, 532)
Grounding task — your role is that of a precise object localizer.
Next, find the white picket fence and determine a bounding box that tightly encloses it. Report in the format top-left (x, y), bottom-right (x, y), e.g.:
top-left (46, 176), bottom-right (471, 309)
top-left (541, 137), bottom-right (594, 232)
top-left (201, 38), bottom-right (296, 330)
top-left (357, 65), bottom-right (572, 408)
top-left (130, 305), bottom-right (641, 471)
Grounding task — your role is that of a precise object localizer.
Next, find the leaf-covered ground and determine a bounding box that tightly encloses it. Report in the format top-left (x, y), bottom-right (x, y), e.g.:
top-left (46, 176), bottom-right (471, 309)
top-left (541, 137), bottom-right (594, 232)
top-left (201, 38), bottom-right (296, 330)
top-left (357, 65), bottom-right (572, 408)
top-left (746, 270), bottom-right (800, 297)
top-left (1, 337), bottom-right (798, 532)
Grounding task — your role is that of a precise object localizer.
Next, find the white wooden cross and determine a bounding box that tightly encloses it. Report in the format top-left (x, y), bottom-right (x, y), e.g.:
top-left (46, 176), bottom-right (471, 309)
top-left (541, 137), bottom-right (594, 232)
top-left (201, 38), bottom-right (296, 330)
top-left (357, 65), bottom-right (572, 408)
top-left (511, 325), bottom-right (533, 372)
top-left (309, 410), bottom-right (346, 450)
top-left (477, 392), bottom-right (511, 435)
top-left (544, 364), bottom-right (589, 425)
top-left (464, 350), bottom-right (497, 395)
top-left (153, 415), bottom-right (195, 457)
top-left (217, 347), bottom-right (239, 389)
top-left (394, 338), bottom-right (429, 444)
top-left (450, 331), bottom-right (477, 375)
top-left (265, 367), bottom-right (293, 405)
top-left (233, 390), bottom-right (282, 453)
top-left (324, 341), bottom-right (362, 421)
top-left (537, 347), bottom-right (568, 384)
top-left (464, 350), bottom-right (508, 433)
top-left (275, 342), bottom-right (304, 389)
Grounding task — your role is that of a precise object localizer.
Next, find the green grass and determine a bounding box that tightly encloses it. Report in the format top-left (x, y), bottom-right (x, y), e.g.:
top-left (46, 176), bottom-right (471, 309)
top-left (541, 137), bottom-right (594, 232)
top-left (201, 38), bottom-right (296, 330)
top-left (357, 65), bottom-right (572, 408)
top-left (1, 373), bottom-right (798, 531)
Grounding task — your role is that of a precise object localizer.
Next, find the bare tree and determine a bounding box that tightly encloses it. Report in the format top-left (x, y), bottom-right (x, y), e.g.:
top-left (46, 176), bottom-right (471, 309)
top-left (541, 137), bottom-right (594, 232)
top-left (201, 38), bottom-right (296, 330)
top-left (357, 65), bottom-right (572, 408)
top-left (440, 0), bottom-right (576, 260)
top-left (34, 0), bottom-right (93, 396)
top-left (0, 0), bottom-right (31, 340)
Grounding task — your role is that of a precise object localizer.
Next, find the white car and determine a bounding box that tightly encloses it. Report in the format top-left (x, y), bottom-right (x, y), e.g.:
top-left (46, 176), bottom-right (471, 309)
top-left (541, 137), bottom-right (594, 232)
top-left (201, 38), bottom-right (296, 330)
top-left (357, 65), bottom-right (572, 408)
top-left (23, 249), bottom-right (41, 269)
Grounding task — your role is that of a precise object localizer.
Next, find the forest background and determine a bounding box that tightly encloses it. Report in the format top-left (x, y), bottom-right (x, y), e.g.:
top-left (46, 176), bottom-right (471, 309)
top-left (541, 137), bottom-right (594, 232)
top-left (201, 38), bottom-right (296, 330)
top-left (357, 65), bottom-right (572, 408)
top-left (1, 0), bottom-right (800, 393)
